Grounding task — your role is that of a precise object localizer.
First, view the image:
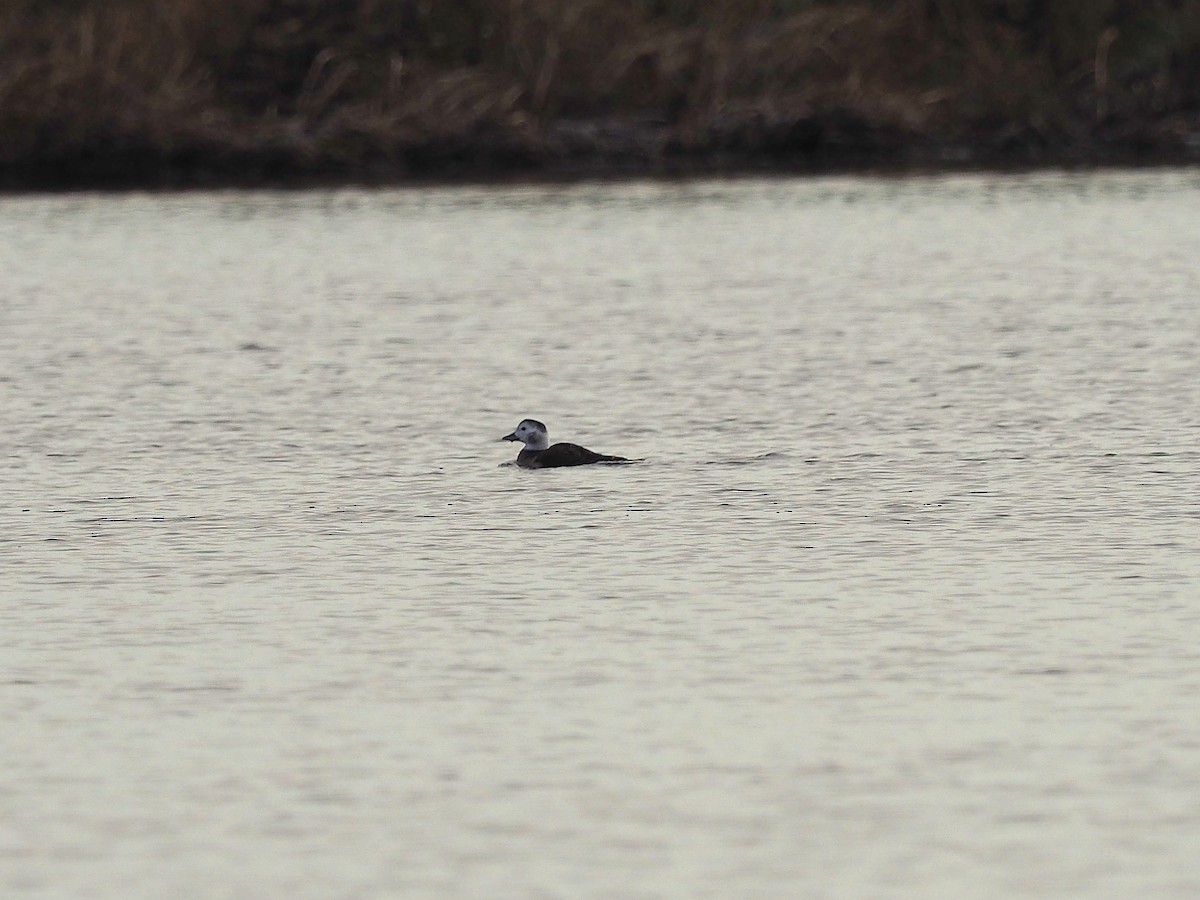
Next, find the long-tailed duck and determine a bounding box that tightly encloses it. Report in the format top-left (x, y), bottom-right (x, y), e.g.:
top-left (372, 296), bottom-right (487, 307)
top-left (501, 419), bottom-right (628, 468)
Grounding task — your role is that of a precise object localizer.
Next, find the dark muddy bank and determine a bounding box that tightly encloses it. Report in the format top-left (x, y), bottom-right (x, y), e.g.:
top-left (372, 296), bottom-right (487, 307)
top-left (3, 0), bottom-right (1199, 189)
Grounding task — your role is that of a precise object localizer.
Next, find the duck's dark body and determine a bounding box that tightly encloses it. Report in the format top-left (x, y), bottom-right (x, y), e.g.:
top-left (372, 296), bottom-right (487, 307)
top-left (516, 442), bottom-right (628, 469)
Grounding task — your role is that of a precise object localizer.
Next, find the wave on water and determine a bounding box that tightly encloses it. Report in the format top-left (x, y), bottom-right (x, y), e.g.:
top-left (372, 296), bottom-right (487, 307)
top-left (705, 451), bottom-right (790, 466)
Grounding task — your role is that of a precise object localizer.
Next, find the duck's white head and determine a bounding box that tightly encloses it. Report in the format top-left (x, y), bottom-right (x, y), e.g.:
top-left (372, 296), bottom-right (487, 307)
top-left (501, 418), bottom-right (549, 450)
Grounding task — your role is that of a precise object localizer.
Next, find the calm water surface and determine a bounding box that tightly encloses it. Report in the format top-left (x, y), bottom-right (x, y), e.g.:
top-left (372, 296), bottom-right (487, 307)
top-left (3, 172), bottom-right (1199, 898)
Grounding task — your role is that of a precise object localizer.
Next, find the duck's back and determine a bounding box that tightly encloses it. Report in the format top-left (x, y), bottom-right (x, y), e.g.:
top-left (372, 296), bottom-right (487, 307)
top-left (518, 442), bottom-right (627, 468)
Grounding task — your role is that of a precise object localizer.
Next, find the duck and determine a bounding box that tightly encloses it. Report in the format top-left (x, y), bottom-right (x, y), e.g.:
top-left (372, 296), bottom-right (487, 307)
top-left (501, 419), bottom-right (629, 468)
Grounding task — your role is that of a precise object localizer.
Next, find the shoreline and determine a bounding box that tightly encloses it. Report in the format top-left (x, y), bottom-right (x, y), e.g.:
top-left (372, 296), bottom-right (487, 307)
top-left (6, 134), bottom-right (1199, 195)
top-left (6, 2), bottom-right (1200, 194)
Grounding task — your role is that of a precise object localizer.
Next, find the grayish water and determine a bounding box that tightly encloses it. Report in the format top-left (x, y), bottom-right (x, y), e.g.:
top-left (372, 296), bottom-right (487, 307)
top-left (3, 171), bottom-right (1199, 898)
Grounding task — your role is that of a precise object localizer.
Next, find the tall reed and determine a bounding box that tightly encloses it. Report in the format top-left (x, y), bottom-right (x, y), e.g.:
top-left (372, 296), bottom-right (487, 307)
top-left (1, 0), bottom-right (1196, 183)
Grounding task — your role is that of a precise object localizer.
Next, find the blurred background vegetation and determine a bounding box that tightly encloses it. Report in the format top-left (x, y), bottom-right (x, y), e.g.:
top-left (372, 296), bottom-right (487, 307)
top-left (2, 0), bottom-right (1198, 186)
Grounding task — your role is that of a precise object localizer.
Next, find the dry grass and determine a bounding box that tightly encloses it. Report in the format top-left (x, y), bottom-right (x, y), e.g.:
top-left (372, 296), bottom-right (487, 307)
top-left (1, 0), bottom-right (1198, 185)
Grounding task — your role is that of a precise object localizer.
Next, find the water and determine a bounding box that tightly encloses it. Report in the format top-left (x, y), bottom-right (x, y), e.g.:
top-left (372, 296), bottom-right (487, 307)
top-left (3, 171), bottom-right (1199, 898)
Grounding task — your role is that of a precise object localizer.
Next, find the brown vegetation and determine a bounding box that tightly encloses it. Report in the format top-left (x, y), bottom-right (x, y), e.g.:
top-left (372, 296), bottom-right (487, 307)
top-left (2, 0), bottom-right (1199, 187)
